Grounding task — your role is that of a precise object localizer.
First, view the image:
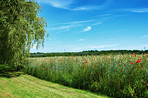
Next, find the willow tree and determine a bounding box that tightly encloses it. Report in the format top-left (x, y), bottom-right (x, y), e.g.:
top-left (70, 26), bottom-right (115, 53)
top-left (0, 0), bottom-right (47, 67)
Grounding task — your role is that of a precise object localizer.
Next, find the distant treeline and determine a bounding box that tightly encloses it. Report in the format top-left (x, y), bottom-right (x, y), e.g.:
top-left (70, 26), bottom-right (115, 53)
top-left (30, 50), bottom-right (148, 57)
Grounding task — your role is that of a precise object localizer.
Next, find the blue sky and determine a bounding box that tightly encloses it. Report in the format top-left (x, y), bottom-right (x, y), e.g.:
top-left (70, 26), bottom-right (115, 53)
top-left (31, 0), bottom-right (148, 53)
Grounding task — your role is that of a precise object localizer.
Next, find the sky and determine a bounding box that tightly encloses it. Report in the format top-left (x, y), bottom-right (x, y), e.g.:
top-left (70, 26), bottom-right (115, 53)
top-left (31, 0), bottom-right (148, 53)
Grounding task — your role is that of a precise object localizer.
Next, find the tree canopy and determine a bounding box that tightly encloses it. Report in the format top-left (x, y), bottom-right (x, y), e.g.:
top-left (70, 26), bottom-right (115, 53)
top-left (0, 0), bottom-right (47, 67)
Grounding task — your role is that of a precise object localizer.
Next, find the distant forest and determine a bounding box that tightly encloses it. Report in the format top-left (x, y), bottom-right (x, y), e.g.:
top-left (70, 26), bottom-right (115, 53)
top-left (30, 50), bottom-right (148, 57)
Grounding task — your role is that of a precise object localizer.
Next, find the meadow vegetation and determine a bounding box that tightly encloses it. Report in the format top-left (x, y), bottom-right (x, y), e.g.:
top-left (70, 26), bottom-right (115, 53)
top-left (23, 54), bottom-right (148, 97)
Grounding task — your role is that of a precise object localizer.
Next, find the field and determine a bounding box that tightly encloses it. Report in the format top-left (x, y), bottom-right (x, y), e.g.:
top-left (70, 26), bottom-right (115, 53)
top-left (23, 54), bottom-right (148, 97)
top-left (0, 74), bottom-right (108, 98)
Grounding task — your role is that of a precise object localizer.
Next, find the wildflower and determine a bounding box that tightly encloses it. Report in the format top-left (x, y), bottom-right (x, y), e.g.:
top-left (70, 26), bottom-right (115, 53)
top-left (146, 55), bottom-right (148, 57)
top-left (136, 59), bottom-right (141, 63)
top-left (109, 65), bottom-right (110, 67)
top-left (147, 84), bottom-right (148, 86)
top-left (134, 54), bottom-right (137, 57)
top-left (119, 63), bottom-right (121, 65)
top-left (84, 61), bottom-right (88, 64)
top-left (131, 54), bottom-right (133, 56)
top-left (131, 62), bottom-right (133, 64)
top-left (143, 81), bottom-right (146, 83)
top-left (94, 65), bottom-right (97, 67)
top-left (124, 65), bottom-right (126, 67)
top-left (100, 72), bottom-right (101, 74)
top-left (141, 66), bottom-right (143, 68)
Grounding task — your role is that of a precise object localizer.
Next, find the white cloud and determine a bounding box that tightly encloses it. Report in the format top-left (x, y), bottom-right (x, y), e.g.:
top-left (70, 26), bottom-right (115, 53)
top-left (141, 35), bottom-right (148, 39)
top-left (37, 0), bottom-right (74, 9)
top-left (92, 22), bottom-right (102, 26)
top-left (47, 25), bottom-right (74, 31)
top-left (55, 20), bottom-right (94, 25)
top-left (83, 26), bottom-right (92, 32)
top-left (131, 8), bottom-right (148, 13)
top-left (47, 19), bottom-right (95, 32)
top-left (79, 39), bottom-right (85, 41)
top-left (37, 0), bottom-right (111, 11)
top-left (72, 6), bottom-right (98, 11)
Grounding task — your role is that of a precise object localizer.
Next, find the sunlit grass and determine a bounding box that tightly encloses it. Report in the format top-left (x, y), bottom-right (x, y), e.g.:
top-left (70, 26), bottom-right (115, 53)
top-left (0, 75), bottom-right (108, 98)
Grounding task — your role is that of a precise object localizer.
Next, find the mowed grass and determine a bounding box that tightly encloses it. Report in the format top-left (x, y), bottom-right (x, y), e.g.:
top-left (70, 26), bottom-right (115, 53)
top-left (0, 74), bottom-right (109, 98)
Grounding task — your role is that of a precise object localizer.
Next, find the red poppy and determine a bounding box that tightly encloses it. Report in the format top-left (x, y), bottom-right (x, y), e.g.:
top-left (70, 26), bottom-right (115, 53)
top-left (109, 65), bottom-right (110, 67)
top-left (146, 55), bottom-right (148, 57)
top-left (134, 54), bottom-right (137, 57)
top-left (136, 59), bottom-right (141, 63)
top-left (119, 63), bottom-right (121, 65)
top-left (143, 81), bottom-right (146, 83)
top-left (94, 65), bottom-right (97, 66)
top-left (131, 62), bottom-right (133, 64)
top-left (131, 54), bottom-right (133, 56)
top-left (141, 66), bottom-right (143, 68)
top-left (124, 65), bottom-right (126, 67)
top-left (84, 61), bottom-right (88, 64)
top-left (147, 84), bottom-right (148, 86)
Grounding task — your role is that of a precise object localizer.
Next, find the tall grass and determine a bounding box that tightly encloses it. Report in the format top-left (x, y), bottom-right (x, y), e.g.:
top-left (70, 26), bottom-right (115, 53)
top-left (23, 54), bottom-right (148, 97)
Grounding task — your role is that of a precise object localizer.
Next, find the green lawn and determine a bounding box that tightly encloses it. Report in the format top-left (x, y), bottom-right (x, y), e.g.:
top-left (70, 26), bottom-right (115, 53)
top-left (0, 74), bottom-right (109, 98)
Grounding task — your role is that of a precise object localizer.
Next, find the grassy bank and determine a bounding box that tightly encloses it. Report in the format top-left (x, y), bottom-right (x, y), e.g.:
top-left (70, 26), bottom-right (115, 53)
top-left (0, 74), bottom-right (108, 98)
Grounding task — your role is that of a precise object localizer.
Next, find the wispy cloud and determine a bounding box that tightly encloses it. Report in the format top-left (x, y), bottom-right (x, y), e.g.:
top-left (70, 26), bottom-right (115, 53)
top-left (92, 22), bottom-right (102, 26)
top-left (83, 26), bottom-right (92, 32)
top-left (141, 35), bottom-right (148, 39)
top-left (131, 8), bottom-right (148, 13)
top-left (72, 6), bottom-right (98, 11)
top-left (37, 0), bottom-right (111, 11)
top-left (47, 25), bottom-right (74, 31)
top-left (48, 19), bottom-right (98, 33)
top-left (55, 20), bottom-right (94, 25)
top-left (37, 0), bottom-right (74, 9)
top-left (79, 39), bottom-right (85, 41)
